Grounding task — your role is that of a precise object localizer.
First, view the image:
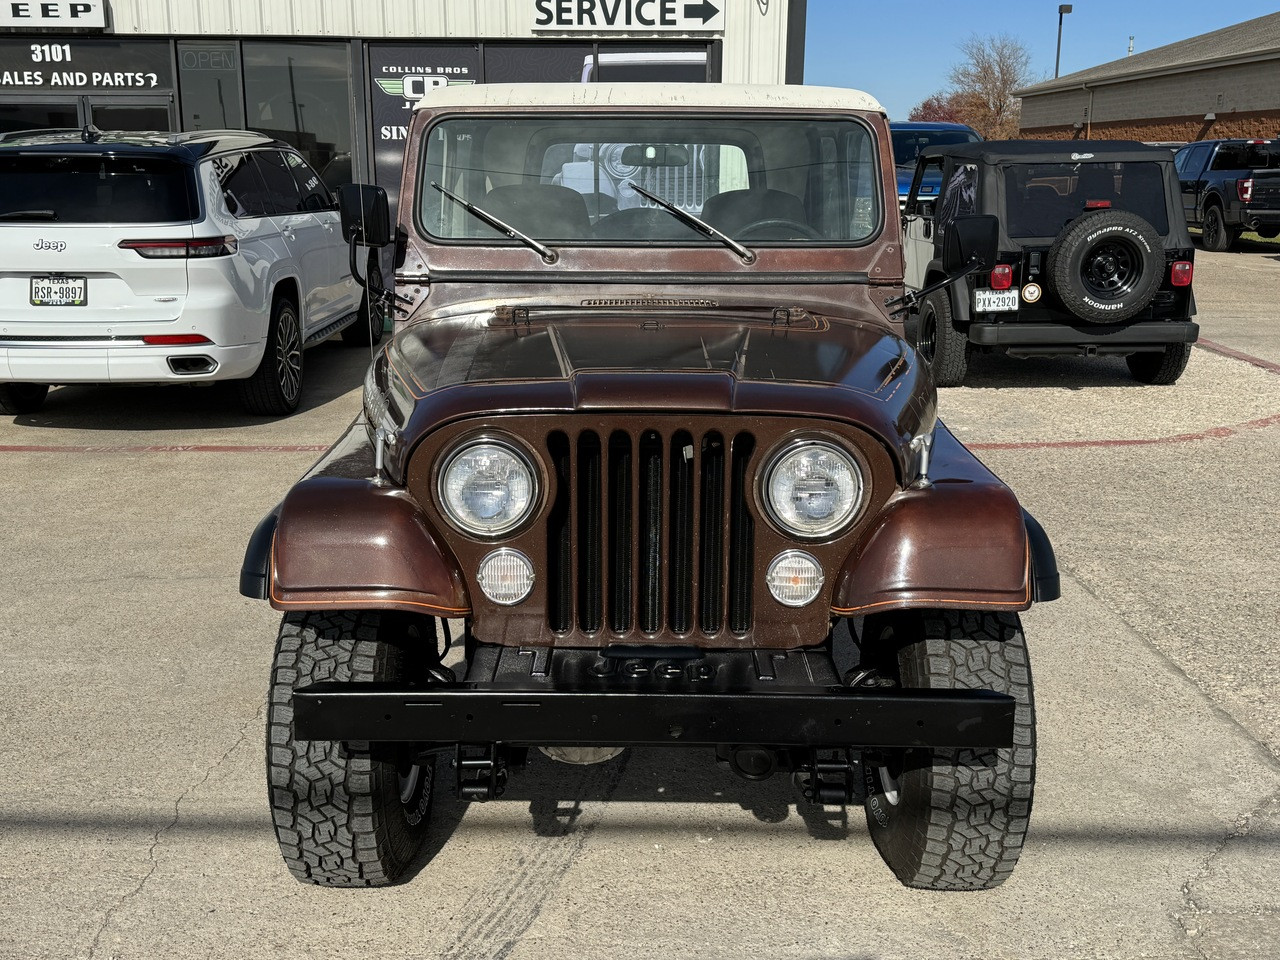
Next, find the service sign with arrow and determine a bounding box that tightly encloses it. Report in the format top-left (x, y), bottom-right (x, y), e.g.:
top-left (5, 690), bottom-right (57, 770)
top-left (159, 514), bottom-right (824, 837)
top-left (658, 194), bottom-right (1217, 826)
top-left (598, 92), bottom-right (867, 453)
top-left (532, 0), bottom-right (724, 32)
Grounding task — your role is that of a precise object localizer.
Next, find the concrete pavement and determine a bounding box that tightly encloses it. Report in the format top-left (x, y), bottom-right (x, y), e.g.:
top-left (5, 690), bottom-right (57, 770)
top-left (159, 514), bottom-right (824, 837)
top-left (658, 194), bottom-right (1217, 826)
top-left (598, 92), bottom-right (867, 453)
top-left (1, 252), bottom-right (1277, 960)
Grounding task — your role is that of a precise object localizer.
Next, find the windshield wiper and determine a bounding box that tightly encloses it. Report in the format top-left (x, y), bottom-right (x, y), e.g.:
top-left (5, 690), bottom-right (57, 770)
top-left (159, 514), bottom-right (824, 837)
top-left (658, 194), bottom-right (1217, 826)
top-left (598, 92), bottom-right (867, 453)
top-left (431, 182), bottom-right (557, 264)
top-left (626, 181), bottom-right (756, 264)
top-left (0, 209), bottom-right (56, 220)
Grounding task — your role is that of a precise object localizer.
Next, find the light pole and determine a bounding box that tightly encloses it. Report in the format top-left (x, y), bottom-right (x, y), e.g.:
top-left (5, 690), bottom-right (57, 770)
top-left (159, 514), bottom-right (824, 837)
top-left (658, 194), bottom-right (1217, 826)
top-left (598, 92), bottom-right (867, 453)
top-left (1055, 4), bottom-right (1073, 79)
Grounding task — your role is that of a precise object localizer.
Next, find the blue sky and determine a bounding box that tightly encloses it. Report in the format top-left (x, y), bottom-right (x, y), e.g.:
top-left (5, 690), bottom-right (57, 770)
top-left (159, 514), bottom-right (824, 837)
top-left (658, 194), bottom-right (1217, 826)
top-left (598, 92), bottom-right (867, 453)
top-left (804, 1), bottom-right (1279, 120)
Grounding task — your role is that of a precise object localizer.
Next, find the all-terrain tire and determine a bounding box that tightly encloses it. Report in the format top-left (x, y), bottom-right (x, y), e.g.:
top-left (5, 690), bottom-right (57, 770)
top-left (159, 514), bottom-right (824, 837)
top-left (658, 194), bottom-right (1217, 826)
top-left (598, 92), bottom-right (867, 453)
top-left (1046, 210), bottom-right (1163, 323)
top-left (1126, 342), bottom-right (1192, 385)
top-left (863, 610), bottom-right (1036, 891)
top-left (238, 297), bottom-right (303, 416)
top-left (916, 288), bottom-right (968, 387)
top-left (1200, 204), bottom-right (1237, 252)
top-left (0, 382), bottom-right (49, 414)
top-left (268, 611), bottom-right (434, 887)
top-left (342, 259), bottom-right (386, 347)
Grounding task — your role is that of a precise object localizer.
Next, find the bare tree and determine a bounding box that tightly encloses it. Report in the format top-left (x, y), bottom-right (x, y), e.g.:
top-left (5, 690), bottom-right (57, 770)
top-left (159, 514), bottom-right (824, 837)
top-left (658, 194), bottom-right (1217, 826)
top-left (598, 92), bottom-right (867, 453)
top-left (908, 91), bottom-right (975, 124)
top-left (947, 33), bottom-right (1034, 140)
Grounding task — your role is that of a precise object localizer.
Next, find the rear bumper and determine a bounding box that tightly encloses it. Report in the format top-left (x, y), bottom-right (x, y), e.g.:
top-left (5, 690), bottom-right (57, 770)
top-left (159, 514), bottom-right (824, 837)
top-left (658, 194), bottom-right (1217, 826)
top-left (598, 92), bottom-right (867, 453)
top-left (0, 340), bottom-right (263, 383)
top-left (292, 645), bottom-right (1017, 750)
top-left (969, 320), bottom-right (1199, 353)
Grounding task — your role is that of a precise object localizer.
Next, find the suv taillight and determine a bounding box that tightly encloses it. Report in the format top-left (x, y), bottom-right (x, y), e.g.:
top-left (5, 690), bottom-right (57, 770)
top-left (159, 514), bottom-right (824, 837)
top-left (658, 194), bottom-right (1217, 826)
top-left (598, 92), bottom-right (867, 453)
top-left (989, 264), bottom-right (1013, 290)
top-left (1238, 179), bottom-right (1253, 203)
top-left (119, 237), bottom-right (238, 258)
top-left (1171, 261), bottom-right (1193, 287)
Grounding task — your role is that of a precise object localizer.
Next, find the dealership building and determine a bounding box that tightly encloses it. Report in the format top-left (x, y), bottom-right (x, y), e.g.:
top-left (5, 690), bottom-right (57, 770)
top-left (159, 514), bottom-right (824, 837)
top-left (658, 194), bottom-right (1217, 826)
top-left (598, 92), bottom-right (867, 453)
top-left (0, 0), bottom-right (807, 201)
top-left (1016, 12), bottom-right (1280, 142)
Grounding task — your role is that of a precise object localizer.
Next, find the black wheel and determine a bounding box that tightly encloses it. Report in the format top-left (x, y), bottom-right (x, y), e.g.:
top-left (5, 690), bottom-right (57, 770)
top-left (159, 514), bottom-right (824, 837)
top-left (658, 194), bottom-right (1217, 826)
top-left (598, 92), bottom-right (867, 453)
top-left (1046, 210), bottom-right (1163, 323)
top-left (0, 382), bottom-right (49, 414)
top-left (1200, 205), bottom-right (1237, 252)
top-left (1127, 342), bottom-right (1192, 385)
top-left (238, 297), bottom-right (303, 416)
top-left (268, 611), bottom-right (435, 887)
top-left (342, 259), bottom-right (386, 347)
top-left (863, 610), bottom-right (1036, 891)
top-left (915, 288), bottom-right (968, 387)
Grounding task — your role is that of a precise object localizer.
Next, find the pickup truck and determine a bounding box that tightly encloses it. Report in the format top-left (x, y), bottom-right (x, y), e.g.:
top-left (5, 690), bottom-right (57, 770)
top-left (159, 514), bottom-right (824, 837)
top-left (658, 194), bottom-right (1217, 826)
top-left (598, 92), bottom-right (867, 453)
top-left (889, 120), bottom-right (981, 208)
top-left (1173, 138), bottom-right (1280, 250)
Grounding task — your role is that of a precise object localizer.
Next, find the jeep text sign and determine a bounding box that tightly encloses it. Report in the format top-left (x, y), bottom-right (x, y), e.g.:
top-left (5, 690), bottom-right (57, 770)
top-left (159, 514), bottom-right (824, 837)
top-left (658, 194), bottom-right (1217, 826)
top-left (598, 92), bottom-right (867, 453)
top-left (532, 0), bottom-right (723, 32)
top-left (1, 1), bottom-right (105, 27)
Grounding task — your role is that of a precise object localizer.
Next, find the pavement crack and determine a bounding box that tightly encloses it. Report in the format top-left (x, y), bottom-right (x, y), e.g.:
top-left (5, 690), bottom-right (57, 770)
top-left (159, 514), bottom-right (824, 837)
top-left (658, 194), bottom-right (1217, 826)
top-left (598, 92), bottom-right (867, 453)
top-left (1173, 788), bottom-right (1280, 956)
top-left (84, 699), bottom-right (266, 959)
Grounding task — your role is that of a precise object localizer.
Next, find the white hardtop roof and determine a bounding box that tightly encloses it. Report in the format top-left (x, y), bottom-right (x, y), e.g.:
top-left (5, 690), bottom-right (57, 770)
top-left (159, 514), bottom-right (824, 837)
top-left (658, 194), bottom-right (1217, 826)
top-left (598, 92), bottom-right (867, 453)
top-left (414, 83), bottom-right (885, 115)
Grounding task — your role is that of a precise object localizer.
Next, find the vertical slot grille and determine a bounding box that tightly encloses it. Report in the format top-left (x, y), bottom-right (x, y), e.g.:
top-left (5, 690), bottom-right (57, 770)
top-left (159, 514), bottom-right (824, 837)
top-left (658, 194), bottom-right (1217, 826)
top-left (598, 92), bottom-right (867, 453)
top-left (546, 426), bottom-right (754, 639)
top-left (668, 431), bottom-right (695, 634)
top-left (576, 432), bottom-right (602, 633)
top-left (728, 432), bottom-right (755, 634)
top-left (607, 431), bottom-right (633, 633)
top-left (546, 432), bottom-right (572, 633)
top-left (638, 430), bottom-right (664, 633)
top-left (698, 432), bottom-right (726, 633)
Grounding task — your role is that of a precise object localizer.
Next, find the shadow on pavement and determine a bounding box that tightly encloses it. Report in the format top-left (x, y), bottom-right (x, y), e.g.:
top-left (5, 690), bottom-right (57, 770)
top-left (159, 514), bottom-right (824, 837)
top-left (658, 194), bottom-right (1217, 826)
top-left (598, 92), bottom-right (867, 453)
top-left (2, 340), bottom-right (371, 432)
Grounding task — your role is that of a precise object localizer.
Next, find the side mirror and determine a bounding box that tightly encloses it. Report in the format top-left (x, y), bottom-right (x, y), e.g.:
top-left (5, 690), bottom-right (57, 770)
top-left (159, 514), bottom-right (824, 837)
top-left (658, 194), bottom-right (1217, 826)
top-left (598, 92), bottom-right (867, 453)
top-left (337, 183), bottom-right (390, 246)
top-left (943, 214), bottom-right (999, 272)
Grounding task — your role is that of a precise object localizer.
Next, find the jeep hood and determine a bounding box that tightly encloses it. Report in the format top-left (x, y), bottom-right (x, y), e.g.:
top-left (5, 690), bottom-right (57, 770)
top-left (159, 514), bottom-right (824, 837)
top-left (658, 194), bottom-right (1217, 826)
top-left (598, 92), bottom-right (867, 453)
top-left (380, 309), bottom-right (936, 481)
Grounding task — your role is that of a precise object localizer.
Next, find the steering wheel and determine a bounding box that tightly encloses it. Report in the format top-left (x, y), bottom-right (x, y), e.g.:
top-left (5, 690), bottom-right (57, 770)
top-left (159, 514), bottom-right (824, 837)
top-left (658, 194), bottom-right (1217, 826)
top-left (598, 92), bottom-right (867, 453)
top-left (734, 218), bottom-right (824, 240)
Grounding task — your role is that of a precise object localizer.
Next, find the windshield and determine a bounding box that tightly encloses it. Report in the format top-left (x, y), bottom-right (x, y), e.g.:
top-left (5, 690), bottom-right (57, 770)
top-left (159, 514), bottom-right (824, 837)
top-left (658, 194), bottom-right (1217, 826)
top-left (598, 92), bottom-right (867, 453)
top-left (1003, 161), bottom-right (1169, 238)
top-left (420, 115), bottom-right (881, 245)
top-left (0, 154), bottom-right (198, 223)
top-left (891, 128), bottom-right (981, 167)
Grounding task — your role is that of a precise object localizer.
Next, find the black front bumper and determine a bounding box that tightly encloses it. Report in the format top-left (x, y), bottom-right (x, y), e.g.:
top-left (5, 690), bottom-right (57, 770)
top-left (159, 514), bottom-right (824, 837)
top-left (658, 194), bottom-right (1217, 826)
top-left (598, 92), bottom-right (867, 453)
top-left (969, 320), bottom-right (1199, 354)
top-left (292, 645), bottom-right (1016, 750)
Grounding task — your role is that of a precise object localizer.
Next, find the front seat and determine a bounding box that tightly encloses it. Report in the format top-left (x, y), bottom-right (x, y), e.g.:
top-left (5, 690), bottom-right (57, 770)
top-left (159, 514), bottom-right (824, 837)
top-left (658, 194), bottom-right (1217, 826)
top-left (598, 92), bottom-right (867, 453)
top-left (701, 188), bottom-right (807, 233)
top-left (476, 184), bottom-right (591, 240)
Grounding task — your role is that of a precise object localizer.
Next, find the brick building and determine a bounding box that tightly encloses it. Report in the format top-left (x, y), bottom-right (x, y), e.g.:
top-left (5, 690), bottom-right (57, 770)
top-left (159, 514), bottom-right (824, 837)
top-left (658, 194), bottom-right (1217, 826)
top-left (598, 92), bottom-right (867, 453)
top-left (1015, 12), bottom-right (1280, 142)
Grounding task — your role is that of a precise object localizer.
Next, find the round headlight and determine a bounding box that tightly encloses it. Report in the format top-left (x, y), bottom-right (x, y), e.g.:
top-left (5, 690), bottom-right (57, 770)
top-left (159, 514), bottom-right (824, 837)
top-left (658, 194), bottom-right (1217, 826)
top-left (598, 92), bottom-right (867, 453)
top-left (764, 441), bottom-right (863, 538)
top-left (766, 550), bottom-right (824, 607)
top-left (438, 440), bottom-right (537, 536)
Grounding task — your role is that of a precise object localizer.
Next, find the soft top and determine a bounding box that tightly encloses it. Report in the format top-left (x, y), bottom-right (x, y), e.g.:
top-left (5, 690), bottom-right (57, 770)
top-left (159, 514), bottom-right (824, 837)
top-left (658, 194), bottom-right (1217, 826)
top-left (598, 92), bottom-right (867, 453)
top-left (920, 139), bottom-right (1175, 165)
top-left (414, 82), bottom-right (884, 115)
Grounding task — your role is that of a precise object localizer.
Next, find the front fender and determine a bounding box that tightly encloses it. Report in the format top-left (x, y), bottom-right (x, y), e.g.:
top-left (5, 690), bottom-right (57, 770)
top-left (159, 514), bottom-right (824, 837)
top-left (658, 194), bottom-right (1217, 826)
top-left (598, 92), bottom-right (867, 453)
top-left (831, 425), bottom-right (1057, 615)
top-left (239, 419), bottom-right (470, 616)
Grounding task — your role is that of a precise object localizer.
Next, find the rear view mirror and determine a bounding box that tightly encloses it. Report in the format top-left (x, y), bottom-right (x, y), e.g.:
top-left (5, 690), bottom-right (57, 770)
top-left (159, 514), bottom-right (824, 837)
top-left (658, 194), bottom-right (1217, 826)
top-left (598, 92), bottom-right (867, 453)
top-left (619, 144), bottom-right (690, 167)
top-left (337, 183), bottom-right (390, 246)
top-left (944, 215), bottom-right (999, 272)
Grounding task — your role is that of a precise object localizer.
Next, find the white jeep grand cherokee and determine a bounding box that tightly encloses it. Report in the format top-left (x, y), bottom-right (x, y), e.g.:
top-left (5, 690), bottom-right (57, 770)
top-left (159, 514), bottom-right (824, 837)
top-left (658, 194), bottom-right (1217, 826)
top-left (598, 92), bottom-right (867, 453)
top-left (0, 128), bottom-right (384, 416)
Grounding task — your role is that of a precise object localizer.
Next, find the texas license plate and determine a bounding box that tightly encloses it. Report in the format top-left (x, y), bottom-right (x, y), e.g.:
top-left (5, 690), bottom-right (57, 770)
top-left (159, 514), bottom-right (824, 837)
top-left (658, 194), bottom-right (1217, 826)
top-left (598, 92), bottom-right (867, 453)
top-left (31, 276), bottom-right (87, 306)
top-left (974, 289), bottom-right (1018, 313)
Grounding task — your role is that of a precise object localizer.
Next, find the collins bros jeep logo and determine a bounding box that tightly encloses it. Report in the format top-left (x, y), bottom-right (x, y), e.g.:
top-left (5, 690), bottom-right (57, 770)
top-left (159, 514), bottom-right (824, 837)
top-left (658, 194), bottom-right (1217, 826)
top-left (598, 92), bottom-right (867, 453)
top-left (374, 74), bottom-right (474, 103)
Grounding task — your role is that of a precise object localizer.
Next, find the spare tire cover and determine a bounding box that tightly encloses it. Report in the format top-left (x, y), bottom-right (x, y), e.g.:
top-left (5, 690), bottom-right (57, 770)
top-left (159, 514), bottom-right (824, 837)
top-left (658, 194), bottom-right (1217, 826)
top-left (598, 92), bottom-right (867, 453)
top-left (1046, 210), bottom-right (1163, 324)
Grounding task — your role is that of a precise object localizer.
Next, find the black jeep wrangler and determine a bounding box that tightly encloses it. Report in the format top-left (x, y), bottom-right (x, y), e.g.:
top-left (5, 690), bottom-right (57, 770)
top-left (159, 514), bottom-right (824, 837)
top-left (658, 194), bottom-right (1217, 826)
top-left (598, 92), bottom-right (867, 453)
top-left (902, 141), bottom-right (1198, 386)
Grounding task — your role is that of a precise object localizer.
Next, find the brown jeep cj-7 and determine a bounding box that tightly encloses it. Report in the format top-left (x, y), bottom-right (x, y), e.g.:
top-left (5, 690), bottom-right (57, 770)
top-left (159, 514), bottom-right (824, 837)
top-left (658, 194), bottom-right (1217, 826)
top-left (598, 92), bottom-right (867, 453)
top-left (241, 83), bottom-right (1059, 892)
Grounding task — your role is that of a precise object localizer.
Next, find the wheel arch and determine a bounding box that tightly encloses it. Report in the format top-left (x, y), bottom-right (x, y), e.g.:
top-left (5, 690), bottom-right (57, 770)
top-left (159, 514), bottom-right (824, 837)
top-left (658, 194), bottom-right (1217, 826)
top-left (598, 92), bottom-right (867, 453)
top-left (240, 478), bottom-right (471, 617)
top-left (830, 426), bottom-right (1058, 615)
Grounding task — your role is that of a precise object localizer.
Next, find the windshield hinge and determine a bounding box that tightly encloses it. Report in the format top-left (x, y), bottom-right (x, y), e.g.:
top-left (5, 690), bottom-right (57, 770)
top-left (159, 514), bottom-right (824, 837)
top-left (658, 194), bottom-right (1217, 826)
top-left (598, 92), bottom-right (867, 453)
top-left (495, 305), bottom-right (530, 325)
top-left (772, 307), bottom-right (808, 326)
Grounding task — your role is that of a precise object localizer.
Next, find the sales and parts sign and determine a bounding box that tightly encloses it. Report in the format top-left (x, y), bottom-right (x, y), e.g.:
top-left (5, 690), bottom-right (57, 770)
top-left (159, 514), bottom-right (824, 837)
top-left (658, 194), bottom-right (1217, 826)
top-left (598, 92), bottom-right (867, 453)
top-left (533, 0), bottom-right (723, 31)
top-left (0, 38), bottom-right (172, 92)
top-left (1, 1), bottom-right (105, 28)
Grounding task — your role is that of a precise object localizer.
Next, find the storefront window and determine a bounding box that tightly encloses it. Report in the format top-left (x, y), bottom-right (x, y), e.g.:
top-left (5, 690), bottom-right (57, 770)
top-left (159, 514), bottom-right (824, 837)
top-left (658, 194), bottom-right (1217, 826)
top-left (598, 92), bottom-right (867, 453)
top-left (243, 41), bottom-right (353, 188)
top-left (483, 43), bottom-right (594, 84)
top-left (0, 102), bottom-right (78, 134)
top-left (591, 44), bottom-right (708, 82)
top-left (178, 41), bottom-right (244, 131)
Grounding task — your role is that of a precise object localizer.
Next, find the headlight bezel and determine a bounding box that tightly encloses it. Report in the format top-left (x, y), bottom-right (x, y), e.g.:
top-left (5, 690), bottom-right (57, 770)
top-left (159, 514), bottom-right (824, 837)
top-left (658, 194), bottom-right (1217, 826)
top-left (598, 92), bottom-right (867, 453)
top-left (759, 436), bottom-right (866, 541)
top-left (435, 434), bottom-right (541, 539)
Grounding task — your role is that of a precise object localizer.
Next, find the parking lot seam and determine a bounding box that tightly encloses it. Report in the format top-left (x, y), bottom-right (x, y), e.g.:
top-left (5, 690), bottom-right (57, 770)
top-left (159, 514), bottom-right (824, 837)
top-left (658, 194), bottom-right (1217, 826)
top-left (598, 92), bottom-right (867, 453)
top-left (84, 700), bottom-right (266, 959)
top-left (1196, 338), bottom-right (1280, 375)
top-left (0, 444), bottom-right (330, 454)
top-left (970, 412), bottom-right (1280, 452)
